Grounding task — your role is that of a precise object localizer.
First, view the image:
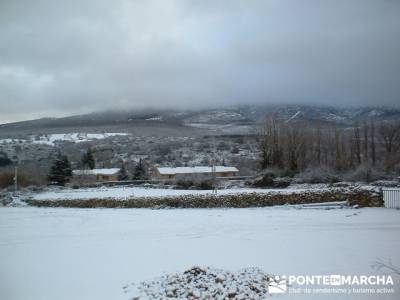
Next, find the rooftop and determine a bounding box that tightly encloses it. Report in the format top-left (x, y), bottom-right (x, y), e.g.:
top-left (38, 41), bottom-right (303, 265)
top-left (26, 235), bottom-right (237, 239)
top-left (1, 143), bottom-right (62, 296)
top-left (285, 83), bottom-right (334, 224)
top-left (73, 168), bottom-right (120, 175)
top-left (157, 166), bottom-right (238, 175)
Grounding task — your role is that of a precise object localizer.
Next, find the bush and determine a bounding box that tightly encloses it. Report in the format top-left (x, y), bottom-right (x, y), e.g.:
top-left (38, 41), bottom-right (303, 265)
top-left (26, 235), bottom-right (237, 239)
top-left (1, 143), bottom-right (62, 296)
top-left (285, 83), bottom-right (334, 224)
top-left (175, 179), bottom-right (193, 189)
top-left (217, 142), bottom-right (229, 151)
top-left (294, 167), bottom-right (340, 184)
top-left (251, 172), bottom-right (291, 188)
top-left (156, 145), bottom-right (172, 156)
top-left (343, 165), bottom-right (388, 183)
top-left (0, 172), bottom-right (30, 189)
top-left (175, 179), bottom-right (214, 190)
top-left (0, 172), bottom-right (13, 188)
top-left (230, 147), bottom-right (240, 154)
top-left (252, 172), bottom-right (275, 187)
top-left (0, 156), bottom-right (12, 167)
top-left (174, 174), bottom-right (215, 190)
top-left (0, 152), bottom-right (13, 167)
top-left (198, 180), bottom-right (214, 190)
top-left (273, 177), bottom-right (292, 188)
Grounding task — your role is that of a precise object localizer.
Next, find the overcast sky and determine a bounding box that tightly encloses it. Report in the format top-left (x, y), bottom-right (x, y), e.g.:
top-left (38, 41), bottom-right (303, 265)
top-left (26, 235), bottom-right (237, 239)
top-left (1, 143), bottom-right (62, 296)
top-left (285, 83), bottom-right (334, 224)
top-left (1, 0), bottom-right (399, 123)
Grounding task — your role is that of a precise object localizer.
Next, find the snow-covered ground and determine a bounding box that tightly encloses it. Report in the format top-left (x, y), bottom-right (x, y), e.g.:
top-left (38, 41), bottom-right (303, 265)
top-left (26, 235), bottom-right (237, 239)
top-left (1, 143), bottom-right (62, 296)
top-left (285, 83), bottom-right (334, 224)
top-left (0, 207), bottom-right (399, 300)
top-left (0, 132), bottom-right (129, 146)
top-left (185, 122), bottom-right (254, 134)
top-left (30, 185), bottom-right (340, 201)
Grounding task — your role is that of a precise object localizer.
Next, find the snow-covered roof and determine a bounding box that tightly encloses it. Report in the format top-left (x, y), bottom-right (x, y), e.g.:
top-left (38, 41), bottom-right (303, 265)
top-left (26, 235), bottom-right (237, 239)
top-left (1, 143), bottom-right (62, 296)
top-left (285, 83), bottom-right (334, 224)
top-left (157, 166), bottom-right (238, 175)
top-left (73, 168), bottom-right (120, 175)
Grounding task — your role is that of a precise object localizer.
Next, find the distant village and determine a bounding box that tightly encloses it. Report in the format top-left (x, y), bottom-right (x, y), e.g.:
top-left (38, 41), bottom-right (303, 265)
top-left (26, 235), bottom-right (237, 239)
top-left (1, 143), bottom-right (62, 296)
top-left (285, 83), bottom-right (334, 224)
top-left (0, 133), bottom-right (254, 190)
top-left (1, 113), bottom-right (400, 190)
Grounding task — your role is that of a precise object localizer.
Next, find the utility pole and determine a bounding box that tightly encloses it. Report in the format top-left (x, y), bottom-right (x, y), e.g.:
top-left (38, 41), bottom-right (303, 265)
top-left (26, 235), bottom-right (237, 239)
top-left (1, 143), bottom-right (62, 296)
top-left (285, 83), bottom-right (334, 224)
top-left (14, 165), bottom-right (18, 193)
top-left (211, 136), bottom-right (217, 195)
top-left (212, 159), bottom-right (217, 195)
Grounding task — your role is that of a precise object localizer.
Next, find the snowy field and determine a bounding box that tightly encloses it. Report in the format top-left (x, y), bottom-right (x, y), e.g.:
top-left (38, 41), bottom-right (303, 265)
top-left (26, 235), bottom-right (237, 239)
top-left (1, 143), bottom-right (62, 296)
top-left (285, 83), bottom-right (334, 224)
top-left (0, 207), bottom-right (399, 300)
top-left (0, 132), bottom-right (128, 146)
top-left (31, 185), bottom-right (338, 201)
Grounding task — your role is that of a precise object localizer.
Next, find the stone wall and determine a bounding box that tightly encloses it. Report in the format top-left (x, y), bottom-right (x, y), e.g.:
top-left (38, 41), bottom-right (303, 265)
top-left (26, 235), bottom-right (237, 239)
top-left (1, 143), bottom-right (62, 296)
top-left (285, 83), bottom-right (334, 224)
top-left (25, 188), bottom-right (383, 208)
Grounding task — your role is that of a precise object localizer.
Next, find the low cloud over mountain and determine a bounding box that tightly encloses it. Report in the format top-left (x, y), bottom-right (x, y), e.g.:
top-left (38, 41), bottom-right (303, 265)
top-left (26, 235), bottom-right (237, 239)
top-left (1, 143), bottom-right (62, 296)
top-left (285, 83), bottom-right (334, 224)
top-left (1, 0), bottom-right (400, 123)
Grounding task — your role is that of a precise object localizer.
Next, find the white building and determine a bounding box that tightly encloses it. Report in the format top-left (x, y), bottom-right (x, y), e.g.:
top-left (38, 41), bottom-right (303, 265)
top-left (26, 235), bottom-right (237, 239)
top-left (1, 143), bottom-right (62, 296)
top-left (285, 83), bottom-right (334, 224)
top-left (73, 168), bottom-right (120, 182)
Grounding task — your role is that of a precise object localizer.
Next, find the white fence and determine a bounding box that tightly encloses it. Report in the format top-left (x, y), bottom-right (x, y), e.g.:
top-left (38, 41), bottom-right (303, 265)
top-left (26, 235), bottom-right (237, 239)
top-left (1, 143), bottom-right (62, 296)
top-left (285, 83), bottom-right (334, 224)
top-left (383, 189), bottom-right (400, 208)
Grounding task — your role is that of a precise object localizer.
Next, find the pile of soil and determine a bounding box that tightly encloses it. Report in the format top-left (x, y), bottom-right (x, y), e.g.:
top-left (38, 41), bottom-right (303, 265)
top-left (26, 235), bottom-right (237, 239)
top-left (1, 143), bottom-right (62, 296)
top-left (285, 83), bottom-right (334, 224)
top-left (125, 266), bottom-right (274, 300)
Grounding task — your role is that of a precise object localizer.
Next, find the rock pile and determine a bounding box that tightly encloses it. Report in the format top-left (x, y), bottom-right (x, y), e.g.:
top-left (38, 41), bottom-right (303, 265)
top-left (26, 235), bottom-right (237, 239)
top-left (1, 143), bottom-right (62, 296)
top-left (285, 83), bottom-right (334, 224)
top-left (26, 187), bottom-right (383, 208)
top-left (347, 188), bottom-right (383, 207)
top-left (127, 266), bottom-right (272, 300)
top-left (26, 190), bottom-right (348, 208)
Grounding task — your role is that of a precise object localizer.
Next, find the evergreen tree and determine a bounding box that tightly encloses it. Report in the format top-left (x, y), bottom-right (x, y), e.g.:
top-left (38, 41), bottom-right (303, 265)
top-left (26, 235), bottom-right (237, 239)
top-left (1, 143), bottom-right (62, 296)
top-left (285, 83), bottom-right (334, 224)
top-left (132, 159), bottom-right (145, 180)
top-left (81, 148), bottom-right (95, 170)
top-left (48, 153), bottom-right (72, 186)
top-left (118, 164), bottom-right (129, 181)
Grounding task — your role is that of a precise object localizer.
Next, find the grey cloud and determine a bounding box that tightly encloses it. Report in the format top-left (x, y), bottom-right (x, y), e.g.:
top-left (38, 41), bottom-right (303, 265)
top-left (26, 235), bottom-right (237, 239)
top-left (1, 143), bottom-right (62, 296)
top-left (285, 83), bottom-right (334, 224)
top-left (1, 0), bottom-right (399, 123)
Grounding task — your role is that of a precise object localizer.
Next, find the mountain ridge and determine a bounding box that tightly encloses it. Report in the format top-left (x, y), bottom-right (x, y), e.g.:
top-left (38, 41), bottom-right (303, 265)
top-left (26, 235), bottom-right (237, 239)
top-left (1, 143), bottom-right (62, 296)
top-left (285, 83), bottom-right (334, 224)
top-left (1, 104), bottom-right (400, 135)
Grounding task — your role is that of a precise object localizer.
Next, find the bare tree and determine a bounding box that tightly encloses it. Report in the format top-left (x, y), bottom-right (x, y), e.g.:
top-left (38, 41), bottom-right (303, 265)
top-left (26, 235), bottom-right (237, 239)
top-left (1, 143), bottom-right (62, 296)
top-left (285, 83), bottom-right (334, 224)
top-left (379, 121), bottom-right (400, 154)
top-left (315, 122), bottom-right (322, 165)
top-left (378, 121), bottom-right (400, 169)
top-left (334, 127), bottom-right (344, 170)
top-left (260, 117), bottom-right (284, 170)
top-left (259, 122), bottom-right (270, 169)
top-left (370, 119), bottom-right (376, 166)
top-left (258, 117), bottom-right (399, 177)
top-left (353, 122), bottom-right (361, 165)
top-left (285, 124), bottom-right (303, 172)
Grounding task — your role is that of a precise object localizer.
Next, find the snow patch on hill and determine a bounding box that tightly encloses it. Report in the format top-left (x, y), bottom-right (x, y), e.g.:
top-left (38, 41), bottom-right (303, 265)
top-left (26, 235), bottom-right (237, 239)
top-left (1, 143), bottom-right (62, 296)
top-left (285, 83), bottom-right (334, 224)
top-left (0, 132), bottom-right (129, 146)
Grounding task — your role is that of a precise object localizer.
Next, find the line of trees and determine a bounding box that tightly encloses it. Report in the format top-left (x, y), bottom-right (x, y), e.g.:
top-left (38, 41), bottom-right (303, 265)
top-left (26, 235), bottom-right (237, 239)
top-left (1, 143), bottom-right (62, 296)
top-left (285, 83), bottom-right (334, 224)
top-left (259, 118), bottom-right (400, 178)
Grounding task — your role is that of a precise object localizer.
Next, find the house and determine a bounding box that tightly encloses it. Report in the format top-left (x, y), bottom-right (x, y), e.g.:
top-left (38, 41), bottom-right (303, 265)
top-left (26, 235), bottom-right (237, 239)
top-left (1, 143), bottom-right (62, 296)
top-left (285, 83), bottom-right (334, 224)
top-left (72, 168), bottom-right (120, 182)
top-left (155, 166), bottom-right (239, 180)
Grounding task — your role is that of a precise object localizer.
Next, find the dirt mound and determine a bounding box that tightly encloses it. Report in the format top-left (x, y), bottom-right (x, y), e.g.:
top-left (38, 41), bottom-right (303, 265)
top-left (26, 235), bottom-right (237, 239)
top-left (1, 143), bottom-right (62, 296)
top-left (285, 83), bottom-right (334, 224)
top-left (125, 266), bottom-right (274, 299)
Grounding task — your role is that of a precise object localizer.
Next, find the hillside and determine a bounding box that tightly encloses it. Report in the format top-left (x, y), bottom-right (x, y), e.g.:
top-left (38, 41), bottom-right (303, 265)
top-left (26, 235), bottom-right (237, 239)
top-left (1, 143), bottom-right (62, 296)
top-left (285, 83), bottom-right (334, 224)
top-left (1, 105), bottom-right (400, 137)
